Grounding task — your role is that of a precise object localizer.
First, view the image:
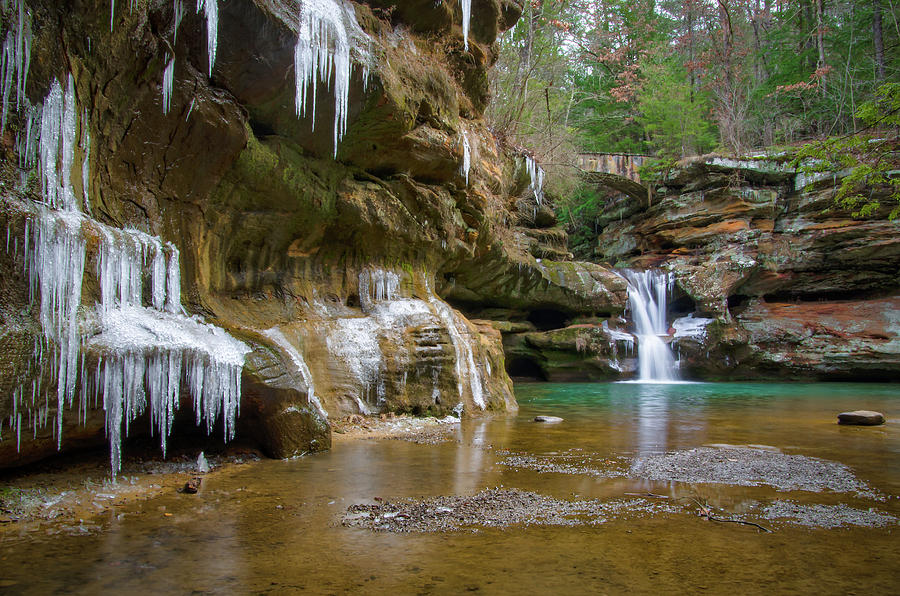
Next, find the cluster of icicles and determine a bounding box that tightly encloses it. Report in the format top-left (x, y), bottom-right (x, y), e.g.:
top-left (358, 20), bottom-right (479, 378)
top-left (524, 154), bottom-right (545, 206)
top-left (151, 0), bottom-right (472, 158)
top-left (1, 1), bottom-right (250, 475)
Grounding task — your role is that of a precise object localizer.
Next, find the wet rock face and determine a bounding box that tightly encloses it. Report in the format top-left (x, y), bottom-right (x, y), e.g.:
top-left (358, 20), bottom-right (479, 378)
top-left (3, 0), bottom-right (609, 469)
top-left (591, 157), bottom-right (900, 380)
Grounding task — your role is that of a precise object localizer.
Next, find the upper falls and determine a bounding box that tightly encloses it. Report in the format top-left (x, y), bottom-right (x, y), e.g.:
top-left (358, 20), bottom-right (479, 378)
top-left (621, 270), bottom-right (678, 383)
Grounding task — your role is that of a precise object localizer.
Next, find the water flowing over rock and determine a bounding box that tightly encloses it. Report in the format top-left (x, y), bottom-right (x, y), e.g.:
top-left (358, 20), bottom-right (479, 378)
top-left (589, 156), bottom-right (900, 381)
top-left (620, 270), bottom-right (678, 382)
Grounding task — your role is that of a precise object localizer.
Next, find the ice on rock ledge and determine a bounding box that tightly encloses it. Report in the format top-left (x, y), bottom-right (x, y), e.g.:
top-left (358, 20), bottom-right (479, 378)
top-left (11, 76), bottom-right (249, 474)
top-left (262, 327), bottom-right (328, 420)
top-left (672, 314), bottom-right (714, 341)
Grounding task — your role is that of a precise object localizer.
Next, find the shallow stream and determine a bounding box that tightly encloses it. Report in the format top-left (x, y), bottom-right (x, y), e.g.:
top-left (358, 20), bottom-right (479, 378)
top-left (2, 382), bottom-right (898, 594)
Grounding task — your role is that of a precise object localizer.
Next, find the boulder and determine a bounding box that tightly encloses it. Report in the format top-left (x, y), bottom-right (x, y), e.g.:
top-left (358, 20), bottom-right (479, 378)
top-left (837, 411), bottom-right (886, 426)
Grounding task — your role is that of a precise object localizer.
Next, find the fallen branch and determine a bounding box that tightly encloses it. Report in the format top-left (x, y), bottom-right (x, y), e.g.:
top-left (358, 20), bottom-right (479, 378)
top-left (692, 498), bottom-right (773, 533)
top-left (624, 492), bottom-right (670, 499)
top-left (703, 513), bottom-right (773, 533)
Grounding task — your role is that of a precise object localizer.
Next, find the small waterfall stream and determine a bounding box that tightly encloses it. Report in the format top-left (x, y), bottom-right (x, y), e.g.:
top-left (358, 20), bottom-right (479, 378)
top-left (621, 270), bottom-right (679, 383)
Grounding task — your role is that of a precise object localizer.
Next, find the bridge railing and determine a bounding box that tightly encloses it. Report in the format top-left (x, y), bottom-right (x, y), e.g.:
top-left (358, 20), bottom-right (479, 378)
top-left (575, 153), bottom-right (652, 183)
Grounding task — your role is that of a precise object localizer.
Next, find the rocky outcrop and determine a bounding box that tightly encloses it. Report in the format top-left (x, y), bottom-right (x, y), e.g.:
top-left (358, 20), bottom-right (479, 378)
top-left (589, 156), bottom-right (900, 380)
top-left (2, 0), bottom-right (626, 470)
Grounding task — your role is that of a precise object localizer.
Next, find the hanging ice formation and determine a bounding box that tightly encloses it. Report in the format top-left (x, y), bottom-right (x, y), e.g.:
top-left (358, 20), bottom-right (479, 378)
top-left (319, 269), bottom-right (488, 414)
top-left (459, 132), bottom-right (471, 185)
top-left (294, 0), bottom-right (369, 157)
top-left (461, 0), bottom-right (471, 50)
top-left (162, 55), bottom-right (175, 114)
top-left (620, 270), bottom-right (678, 382)
top-left (197, 0), bottom-right (218, 76)
top-left (173, 0), bottom-right (185, 42)
top-left (524, 154), bottom-right (544, 205)
top-left (0, 0), bottom-right (31, 135)
top-left (262, 327), bottom-right (328, 420)
top-left (6, 75), bottom-right (250, 475)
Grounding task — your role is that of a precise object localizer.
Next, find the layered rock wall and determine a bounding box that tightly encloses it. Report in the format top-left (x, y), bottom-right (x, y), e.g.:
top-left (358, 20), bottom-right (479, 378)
top-left (591, 157), bottom-right (900, 380)
top-left (2, 0), bottom-right (622, 469)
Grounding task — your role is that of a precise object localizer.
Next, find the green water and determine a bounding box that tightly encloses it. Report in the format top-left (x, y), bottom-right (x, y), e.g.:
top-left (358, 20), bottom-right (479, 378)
top-left (1, 382), bottom-right (898, 594)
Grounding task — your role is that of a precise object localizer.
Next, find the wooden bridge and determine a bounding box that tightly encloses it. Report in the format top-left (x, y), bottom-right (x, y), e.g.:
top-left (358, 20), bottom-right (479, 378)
top-left (575, 153), bottom-right (652, 203)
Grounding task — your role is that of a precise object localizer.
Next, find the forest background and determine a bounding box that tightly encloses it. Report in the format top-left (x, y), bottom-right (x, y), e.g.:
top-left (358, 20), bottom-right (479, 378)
top-left (485, 0), bottom-right (900, 255)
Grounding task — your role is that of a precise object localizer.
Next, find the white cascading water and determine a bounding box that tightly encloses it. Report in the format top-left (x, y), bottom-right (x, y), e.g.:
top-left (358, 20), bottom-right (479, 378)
top-left (621, 270), bottom-right (678, 383)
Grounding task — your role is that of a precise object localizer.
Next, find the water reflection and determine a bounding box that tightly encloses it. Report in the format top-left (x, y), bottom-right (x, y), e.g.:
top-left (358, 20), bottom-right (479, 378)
top-left (1, 382), bottom-right (898, 595)
top-left (455, 419), bottom-right (491, 494)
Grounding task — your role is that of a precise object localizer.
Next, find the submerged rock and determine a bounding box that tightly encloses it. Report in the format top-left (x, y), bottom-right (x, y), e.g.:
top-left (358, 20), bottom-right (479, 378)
top-left (533, 415), bottom-right (563, 423)
top-left (838, 410), bottom-right (886, 426)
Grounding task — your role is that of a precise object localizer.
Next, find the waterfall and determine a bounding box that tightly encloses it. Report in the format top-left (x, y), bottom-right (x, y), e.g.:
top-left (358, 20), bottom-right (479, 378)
top-left (621, 270), bottom-right (678, 383)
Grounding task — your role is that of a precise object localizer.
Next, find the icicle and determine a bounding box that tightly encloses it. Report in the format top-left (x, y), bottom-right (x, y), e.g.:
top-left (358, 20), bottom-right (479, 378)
top-left (459, 132), bottom-right (470, 185)
top-left (15, 0), bottom-right (30, 110)
top-left (461, 0), bottom-right (471, 50)
top-left (173, 0), bottom-right (185, 42)
top-left (358, 268), bottom-right (399, 312)
top-left (162, 54), bottom-right (175, 114)
top-left (197, 0), bottom-right (218, 77)
top-left (28, 209), bottom-right (87, 448)
top-left (524, 154), bottom-right (544, 206)
top-left (1, 0), bottom-right (31, 134)
top-left (1, 32), bottom-right (15, 135)
top-left (80, 109), bottom-right (91, 212)
top-left (165, 243), bottom-right (181, 314)
top-left (294, 0), bottom-right (363, 157)
top-left (150, 237), bottom-right (167, 311)
top-left (39, 76), bottom-right (79, 211)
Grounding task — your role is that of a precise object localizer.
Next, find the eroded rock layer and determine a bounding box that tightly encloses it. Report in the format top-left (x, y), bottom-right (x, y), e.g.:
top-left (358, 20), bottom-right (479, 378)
top-left (0, 0), bottom-right (631, 469)
top-left (590, 157), bottom-right (900, 380)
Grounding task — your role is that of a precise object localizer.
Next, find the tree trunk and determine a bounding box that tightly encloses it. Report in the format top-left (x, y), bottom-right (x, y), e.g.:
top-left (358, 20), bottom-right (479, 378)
top-left (874, 0), bottom-right (886, 81)
top-left (801, 0), bottom-right (815, 70)
top-left (815, 0), bottom-right (825, 70)
top-left (687, 3), bottom-right (695, 103)
top-left (816, 0), bottom-right (826, 97)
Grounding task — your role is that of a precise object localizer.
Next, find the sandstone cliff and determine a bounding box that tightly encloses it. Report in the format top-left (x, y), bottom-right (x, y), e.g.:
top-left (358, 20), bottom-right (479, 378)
top-left (0, 0), bottom-right (628, 470)
top-left (589, 156), bottom-right (900, 381)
